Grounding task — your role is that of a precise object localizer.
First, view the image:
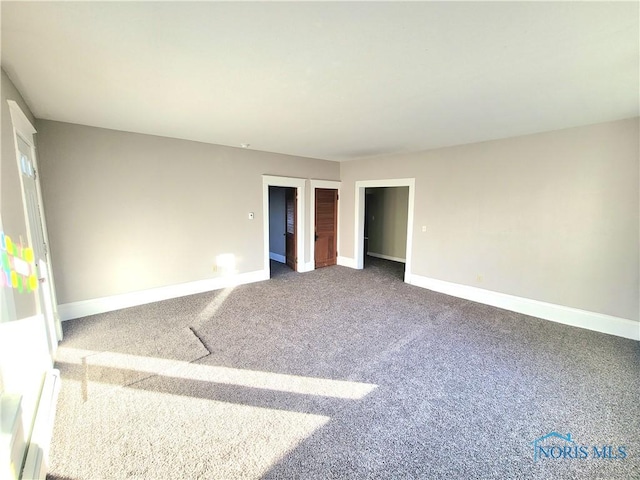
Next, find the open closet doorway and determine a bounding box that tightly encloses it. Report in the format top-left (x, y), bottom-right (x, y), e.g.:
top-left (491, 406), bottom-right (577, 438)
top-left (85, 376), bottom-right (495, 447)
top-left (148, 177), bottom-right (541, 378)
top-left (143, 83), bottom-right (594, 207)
top-left (268, 186), bottom-right (297, 275)
top-left (262, 175), bottom-right (306, 278)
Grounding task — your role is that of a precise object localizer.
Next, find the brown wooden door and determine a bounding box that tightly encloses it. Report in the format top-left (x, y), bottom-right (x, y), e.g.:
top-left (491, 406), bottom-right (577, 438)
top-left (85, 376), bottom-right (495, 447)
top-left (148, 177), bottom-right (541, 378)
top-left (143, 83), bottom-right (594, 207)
top-left (315, 188), bottom-right (338, 268)
top-left (285, 187), bottom-right (297, 271)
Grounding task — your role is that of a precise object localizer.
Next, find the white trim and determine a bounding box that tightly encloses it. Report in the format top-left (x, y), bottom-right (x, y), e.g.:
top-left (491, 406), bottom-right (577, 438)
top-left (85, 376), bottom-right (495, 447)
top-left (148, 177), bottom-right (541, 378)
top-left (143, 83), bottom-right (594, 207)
top-left (354, 178), bottom-right (415, 283)
top-left (409, 274), bottom-right (640, 341)
top-left (367, 252), bottom-right (406, 263)
top-left (337, 256), bottom-right (357, 269)
top-left (269, 252), bottom-right (286, 263)
top-left (309, 179), bottom-right (341, 271)
top-left (1, 392), bottom-right (23, 479)
top-left (263, 176), bottom-right (306, 273)
top-left (21, 369), bottom-right (60, 480)
top-left (8, 100), bottom-right (62, 350)
top-left (7, 100), bottom-right (36, 136)
top-left (58, 270), bottom-right (268, 321)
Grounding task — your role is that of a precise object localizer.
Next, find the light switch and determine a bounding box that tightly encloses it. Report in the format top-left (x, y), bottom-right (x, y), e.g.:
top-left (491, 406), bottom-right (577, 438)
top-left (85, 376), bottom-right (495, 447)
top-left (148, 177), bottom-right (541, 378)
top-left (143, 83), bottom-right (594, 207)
top-left (422, 225), bottom-right (426, 232)
top-left (248, 212), bottom-right (254, 220)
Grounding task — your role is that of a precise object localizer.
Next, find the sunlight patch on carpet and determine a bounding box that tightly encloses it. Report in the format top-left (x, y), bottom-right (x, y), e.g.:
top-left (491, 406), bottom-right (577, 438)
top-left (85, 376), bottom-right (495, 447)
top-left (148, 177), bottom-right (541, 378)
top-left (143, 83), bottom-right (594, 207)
top-left (52, 378), bottom-right (331, 479)
top-left (195, 286), bottom-right (235, 326)
top-left (57, 347), bottom-right (378, 399)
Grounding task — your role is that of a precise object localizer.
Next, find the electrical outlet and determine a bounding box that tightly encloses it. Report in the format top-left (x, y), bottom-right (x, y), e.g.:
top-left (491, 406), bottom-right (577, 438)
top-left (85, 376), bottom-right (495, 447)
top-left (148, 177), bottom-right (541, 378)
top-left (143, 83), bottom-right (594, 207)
top-left (212, 265), bottom-right (218, 272)
top-left (477, 274), bottom-right (483, 283)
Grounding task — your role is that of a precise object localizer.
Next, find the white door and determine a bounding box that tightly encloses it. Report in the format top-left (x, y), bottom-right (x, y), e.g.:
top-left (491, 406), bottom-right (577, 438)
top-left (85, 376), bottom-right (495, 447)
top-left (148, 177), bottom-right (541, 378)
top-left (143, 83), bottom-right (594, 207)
top-left (1, 101), bottom-right (61, 479)
top-left (16, 135), bottom-right (60, 353)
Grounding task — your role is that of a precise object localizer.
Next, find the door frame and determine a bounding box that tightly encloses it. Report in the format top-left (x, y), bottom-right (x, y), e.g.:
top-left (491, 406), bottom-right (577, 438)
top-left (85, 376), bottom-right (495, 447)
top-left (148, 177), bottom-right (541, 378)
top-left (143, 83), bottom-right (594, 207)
top-left (309, 179), bottom-right (341, 272)
top-left (354, 178), bottom-right (415, 282)
top-left (8, 100), bottom-right (62, 346)
top-left (262, 175), bottom-right (306, 273)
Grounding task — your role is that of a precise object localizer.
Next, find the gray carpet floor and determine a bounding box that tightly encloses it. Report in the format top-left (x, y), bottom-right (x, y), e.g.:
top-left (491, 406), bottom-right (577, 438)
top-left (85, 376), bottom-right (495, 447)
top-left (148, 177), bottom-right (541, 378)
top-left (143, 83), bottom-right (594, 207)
top-left (48, 258), bottom-right (639, 479)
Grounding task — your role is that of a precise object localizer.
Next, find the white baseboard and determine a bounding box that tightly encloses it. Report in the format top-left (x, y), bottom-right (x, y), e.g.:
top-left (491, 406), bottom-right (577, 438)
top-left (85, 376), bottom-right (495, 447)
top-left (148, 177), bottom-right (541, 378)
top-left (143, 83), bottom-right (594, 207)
top-left (269, 254), bottom-right (314, 273)
top-left (409, 274), bottom-right (639, 341)
top-left (269, 252), bottom-right (286, 263)
top-left (337, 256), bottom-right (357, 269)
top-left (300, 261), bottom-right (315, 273)
top-left (367, 252), bottom-right (406, 263)
top-left (58, 270), bottom-right (269, 321)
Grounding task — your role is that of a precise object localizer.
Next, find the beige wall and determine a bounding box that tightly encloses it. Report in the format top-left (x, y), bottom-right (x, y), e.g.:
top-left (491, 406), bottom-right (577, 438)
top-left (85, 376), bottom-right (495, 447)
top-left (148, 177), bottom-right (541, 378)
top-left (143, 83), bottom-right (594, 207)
top-left (35, 120), bottom-right (339, 304)
top-left (1, 69), bottom-right (38, 320)
top-left (366, 187), bottom-right (408, 260)
top-left (21, 115), bottom-right (640, 323)
top-left (341, 118), bottom-right (640, 321)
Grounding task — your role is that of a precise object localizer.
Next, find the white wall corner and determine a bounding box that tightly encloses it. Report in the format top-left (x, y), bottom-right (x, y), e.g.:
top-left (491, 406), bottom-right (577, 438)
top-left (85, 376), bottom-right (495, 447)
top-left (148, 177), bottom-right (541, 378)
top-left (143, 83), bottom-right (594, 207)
top-left (337, 256), bottom-right (357, 269)
top-left (58, 270), bottom-right (268, 321)
top-left (408, 274), bottom-right (640, 341)
top-left (300, 261), bottom-right (315, 273)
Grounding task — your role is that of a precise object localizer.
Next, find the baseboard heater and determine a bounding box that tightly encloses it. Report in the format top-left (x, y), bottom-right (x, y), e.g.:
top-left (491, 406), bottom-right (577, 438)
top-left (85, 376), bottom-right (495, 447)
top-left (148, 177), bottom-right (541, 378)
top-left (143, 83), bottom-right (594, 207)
top-left (21, 369), bottom-right (61, 480)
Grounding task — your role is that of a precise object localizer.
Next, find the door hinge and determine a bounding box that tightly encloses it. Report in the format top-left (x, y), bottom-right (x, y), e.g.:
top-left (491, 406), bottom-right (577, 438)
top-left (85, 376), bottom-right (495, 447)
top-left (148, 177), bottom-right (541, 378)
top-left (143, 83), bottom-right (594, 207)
top-left (43, 242), bottom-right (48, 255)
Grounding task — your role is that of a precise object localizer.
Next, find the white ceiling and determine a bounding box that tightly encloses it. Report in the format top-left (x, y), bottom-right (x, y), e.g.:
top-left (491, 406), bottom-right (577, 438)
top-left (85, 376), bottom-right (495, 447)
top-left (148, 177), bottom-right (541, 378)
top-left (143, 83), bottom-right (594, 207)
top-left (1, 2), bottom-right (638, 162)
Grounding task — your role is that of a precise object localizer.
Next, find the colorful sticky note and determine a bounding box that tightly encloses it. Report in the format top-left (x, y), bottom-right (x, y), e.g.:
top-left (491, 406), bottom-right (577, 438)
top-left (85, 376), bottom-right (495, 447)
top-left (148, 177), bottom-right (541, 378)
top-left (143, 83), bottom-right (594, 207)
top-left (0, 233), bottom-right (37, 291)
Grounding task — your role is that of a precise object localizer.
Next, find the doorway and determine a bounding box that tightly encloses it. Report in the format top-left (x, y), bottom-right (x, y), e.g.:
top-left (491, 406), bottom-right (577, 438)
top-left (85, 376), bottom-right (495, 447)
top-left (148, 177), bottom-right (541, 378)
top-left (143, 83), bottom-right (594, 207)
top-left (262, 176), bottom-right (306, 276)
top-left (354, 178), bottom-right (415, 282)
top-left (364, 186), bottom-right (409, 278)
top-left (268, 186), bottom-right (297, 273)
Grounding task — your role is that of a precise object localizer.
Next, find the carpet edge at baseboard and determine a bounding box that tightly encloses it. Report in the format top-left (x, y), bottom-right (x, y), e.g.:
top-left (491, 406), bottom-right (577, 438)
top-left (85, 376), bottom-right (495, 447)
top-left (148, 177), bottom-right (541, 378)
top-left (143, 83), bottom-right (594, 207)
top-left (409, 273), bottom-right (639, 341)
top-left (57, 269), bottom-right (269, 321)
top-left (57, 267), bottom-right (639, 341)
